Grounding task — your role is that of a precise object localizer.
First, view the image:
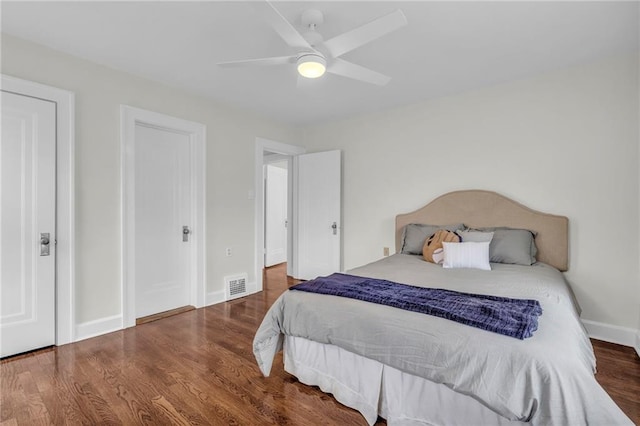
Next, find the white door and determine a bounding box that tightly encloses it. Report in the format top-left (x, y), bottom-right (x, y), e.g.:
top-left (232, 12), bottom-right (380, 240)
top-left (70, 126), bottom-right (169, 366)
top-left (296, 150), bottom-right (341, 280)
top-left (1, 91), bottom-right (56, 357)
top-left (265, 163), bottom-right (288, 267)
top-left (134, 124), bottom-right (191, 318)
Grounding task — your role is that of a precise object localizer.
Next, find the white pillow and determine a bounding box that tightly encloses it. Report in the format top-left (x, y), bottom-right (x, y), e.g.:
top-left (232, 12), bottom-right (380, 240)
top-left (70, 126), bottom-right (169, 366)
top-left (442, 242), bottom-right (491, 270)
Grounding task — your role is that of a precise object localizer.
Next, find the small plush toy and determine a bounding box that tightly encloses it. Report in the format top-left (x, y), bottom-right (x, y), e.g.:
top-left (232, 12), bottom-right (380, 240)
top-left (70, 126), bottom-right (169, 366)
top-left (423, 229), bottom-right (461, 264)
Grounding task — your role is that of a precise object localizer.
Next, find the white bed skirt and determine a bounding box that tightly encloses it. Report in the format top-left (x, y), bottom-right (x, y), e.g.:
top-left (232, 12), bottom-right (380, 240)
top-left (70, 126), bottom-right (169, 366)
top-left (284, 335), bottom-right (526, 426)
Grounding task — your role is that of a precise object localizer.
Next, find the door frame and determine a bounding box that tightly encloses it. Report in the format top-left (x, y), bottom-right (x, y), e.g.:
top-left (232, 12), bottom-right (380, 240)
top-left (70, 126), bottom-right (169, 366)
top-left (120, 106), bottom-right (206, 328)
top-left (1, 74), bottom-right (75, 346)
top-left (255, 138), bottom-right (305, 291)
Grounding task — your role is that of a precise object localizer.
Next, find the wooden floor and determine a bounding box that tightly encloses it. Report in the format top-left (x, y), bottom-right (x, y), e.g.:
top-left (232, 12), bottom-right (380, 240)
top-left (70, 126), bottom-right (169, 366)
top-left (2, 263), bottom-right (639, 425)
top-left (136, 305), bottom-right (195, 326)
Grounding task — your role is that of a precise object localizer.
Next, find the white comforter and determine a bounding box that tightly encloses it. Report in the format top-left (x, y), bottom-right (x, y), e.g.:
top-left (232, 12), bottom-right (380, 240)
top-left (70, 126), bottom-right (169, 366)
top-left (254, 254), bottom-right (632, 425)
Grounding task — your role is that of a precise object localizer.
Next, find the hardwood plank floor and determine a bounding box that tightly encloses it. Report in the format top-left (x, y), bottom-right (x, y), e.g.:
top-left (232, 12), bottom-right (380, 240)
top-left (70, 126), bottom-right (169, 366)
top-left (2, 263), bottom-right (639, 425)
top-left (136, 306), bottom-right (196, 325)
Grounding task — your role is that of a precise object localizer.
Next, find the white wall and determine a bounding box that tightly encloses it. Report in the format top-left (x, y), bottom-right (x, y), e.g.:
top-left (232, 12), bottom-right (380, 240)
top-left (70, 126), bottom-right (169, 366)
top-left (3, 32), bottom-right (638, 343)
top-left (1, 34), bottom-right (301, 327)
top-left (302, 53), bottom-right (640, 331)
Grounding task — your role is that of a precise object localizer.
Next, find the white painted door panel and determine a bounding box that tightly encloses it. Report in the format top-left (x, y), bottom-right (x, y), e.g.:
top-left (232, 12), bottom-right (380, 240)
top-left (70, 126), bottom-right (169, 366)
top-left (134, 125), bottom-right (191, 318)
top-left (265, 164), bottom-right (288, 267)
top-left (1, 91), bottom-right (56, 357)
top-left (297, 150), bottom-right (341, 280)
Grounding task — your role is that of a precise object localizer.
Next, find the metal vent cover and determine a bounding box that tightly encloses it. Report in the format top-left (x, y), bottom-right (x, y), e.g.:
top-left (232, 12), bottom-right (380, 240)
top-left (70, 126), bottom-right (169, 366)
top-left (225, 273), bottom-right (248, 300)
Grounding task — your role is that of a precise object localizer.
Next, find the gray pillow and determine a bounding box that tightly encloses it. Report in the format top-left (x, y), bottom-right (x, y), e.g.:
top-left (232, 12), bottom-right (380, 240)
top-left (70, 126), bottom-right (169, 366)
top-left (456, 230), bottom-right (494, 243)
top-left (471, 227), bottom-right (537, 265)
top-left (401, 223), bottom-right (465, 255)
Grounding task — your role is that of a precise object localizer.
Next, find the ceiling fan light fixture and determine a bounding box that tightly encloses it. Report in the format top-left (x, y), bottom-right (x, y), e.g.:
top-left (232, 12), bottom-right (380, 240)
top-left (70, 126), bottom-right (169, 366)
top-left (297, 53), bottom-right (326, 79)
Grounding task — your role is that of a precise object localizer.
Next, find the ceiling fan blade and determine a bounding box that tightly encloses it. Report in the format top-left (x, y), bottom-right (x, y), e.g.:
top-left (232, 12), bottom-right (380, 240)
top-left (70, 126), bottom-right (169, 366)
top-left (252, 1), bottom-right (313, 50)
top-left (218, 56), bottom-right (296, 68)
top-left (324, 9), bottom-right (407, 58)
top-left (327, 58), bottom-right (391, 86)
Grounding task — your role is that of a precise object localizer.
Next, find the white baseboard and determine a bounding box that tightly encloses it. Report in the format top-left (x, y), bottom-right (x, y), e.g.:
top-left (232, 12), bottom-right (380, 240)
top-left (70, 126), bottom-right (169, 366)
top-left (581, 319), bottom-right (637, 347)
top-left (247, 280), bottom-right (257, 295)
top-left (73, 284), bottom-right (260, 341)
top-left (635, 331), bottom-right (640, 358)
top-left (208, 281), bottom-right (260, 304)
top-left (206, 290), bottom-right (226, 306)
top-left (75, 314), bottom-right (123, 342)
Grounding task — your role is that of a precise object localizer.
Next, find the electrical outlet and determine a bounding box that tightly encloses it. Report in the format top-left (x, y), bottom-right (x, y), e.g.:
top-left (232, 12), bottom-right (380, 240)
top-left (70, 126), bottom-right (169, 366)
top-left (225, 247), bottom-right (232, 257)
top-left (383, 247), bottom-right (390, 256)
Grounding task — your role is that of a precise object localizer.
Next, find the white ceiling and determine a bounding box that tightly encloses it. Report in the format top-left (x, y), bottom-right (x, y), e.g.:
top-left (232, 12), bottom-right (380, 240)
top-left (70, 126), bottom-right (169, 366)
top-left (2, 1), bottom-right (638, 126)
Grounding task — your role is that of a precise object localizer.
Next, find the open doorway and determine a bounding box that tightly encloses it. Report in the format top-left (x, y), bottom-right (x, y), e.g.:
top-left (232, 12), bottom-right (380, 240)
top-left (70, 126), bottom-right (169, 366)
top-left (255, 138), bottom-right (342, 292)
top-left (263, 156), bottom-right (289, 289)
top-left (255, 138), bottom-right (305, 292)
top-left (264, 158), bottom-right (288, 268)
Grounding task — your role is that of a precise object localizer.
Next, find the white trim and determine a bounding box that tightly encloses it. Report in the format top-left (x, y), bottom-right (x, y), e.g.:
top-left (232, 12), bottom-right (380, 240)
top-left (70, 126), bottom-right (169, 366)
top-left (1, 75), bottom-right (75, 346)
top-left (247, 280), bottom-right (258, 297)
top-left (75, 315), bottom-right (122, 342)
top-left (206, 290), bottom-right (226, 306)
top-left (120, 106), bottom-right (206, 328)
top-left (582, 319), bottom-right (637, 347)
top-left (206, 280), bottom-right (259, 306)
top-left (291, 155), bottom-right (300, 278)
top-left (635, 331), bottom-right (640, 358)
top-left (263, 153), bottom-right (290, 164)
top-left (255, 138), bottom-right (305, 291)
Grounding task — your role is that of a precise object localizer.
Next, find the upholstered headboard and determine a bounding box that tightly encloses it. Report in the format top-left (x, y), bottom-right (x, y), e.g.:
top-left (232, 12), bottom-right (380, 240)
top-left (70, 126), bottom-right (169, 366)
top-left (395, 190), bottom-right (569, 271)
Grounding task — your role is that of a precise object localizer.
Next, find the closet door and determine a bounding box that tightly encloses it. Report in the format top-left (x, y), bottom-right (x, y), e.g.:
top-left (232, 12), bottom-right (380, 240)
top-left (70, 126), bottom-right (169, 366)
top-left (1, 91), bottom-right (56, 357)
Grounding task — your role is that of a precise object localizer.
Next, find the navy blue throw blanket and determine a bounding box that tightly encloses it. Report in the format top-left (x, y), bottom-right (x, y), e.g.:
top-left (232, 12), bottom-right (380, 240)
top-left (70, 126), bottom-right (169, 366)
top-left (290, 273), bottom-right (542, 339)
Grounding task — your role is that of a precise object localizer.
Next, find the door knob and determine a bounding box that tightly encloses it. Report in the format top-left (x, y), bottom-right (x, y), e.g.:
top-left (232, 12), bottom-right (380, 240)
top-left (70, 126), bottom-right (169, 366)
top-left (183, 226), bottom-right (190, 242)
top-left (40, 233), bottom-right (50, 256)
top-left (331, 222), bottom-right (338, 235)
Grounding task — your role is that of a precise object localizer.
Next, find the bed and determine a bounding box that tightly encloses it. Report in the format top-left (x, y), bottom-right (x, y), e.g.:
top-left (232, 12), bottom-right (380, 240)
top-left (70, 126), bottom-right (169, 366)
top-left (254, 190), bottom-right (632, 425)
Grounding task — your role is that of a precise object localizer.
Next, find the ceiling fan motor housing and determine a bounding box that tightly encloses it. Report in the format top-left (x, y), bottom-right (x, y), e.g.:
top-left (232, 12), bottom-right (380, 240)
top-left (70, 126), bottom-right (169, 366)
top-left (301, 9), bottom-right (324, 47)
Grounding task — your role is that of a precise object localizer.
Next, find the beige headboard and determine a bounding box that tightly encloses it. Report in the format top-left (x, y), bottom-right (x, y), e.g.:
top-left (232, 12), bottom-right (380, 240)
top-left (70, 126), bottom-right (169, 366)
top-left (395, 190), bottom-right (569, 271)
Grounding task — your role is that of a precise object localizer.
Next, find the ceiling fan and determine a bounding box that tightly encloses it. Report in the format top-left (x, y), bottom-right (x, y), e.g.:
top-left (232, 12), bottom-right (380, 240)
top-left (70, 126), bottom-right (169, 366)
top-left (217, 2), bottom-right (408, 86)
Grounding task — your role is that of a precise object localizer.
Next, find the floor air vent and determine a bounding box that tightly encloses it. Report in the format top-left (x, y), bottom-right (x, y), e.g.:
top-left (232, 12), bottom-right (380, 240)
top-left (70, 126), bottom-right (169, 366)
top-left (225, 274), bottom-right (248, 300)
